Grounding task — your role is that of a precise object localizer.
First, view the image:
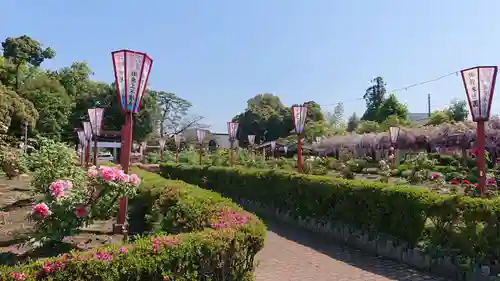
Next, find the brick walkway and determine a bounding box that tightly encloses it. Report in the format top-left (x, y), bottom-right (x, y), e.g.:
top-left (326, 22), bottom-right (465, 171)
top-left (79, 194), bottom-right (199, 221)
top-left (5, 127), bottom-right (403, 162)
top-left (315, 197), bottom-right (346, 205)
top-left (255, 220), bottom-right (449, 281)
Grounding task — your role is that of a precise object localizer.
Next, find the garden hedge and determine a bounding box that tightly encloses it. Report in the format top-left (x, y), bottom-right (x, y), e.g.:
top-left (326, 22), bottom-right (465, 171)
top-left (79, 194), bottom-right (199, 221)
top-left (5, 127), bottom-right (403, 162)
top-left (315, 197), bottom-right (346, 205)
top-left (160, 163), bottom-right (500, 266)
top-left (0, 167), bottom-right (265, 281)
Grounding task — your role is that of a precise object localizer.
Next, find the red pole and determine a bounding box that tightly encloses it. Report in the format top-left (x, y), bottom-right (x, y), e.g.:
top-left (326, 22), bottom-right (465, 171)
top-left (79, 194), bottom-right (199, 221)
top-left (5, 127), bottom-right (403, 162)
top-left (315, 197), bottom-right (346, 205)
top-left (297, 134), bottom-right (303, 173)
top-left (93, 138), bottom-right (98, 166)
top-left (115, 113), bottom-right (133, 234)
top-left (199, 143), bottom-right (203, 165)
top-left (230, 140), bottom-right (235, 166)
top-left (477, 121), bottom-right (486, 196)
top-left (80, 146), bottom-right (84, 166)
top-left (85, 140), bottom-right (91, 168)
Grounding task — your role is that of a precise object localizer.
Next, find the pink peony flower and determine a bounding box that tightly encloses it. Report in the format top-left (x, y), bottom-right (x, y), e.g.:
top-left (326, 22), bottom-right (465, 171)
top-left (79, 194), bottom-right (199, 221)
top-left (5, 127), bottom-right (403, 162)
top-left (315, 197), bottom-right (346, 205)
top-left (49, 180), bottom-right (73, 199)
top-left (116, 170), bottom-right (130, 183)
top-left (99, 167), bottom-right (117, 181)
top-left (33, 203), bottom-right (50, 218)
top-left (129, 174), bottom-right (140, 186)
top-left (88, 168), bottom-right (98, 178)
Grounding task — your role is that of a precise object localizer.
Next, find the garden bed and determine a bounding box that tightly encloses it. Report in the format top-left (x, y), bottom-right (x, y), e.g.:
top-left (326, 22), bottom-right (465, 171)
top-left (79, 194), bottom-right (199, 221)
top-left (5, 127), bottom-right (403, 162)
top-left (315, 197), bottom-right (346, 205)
top-left (0, 173), bottom-right (124, 266)
top-left (0, 164), bottom-right (265, 280)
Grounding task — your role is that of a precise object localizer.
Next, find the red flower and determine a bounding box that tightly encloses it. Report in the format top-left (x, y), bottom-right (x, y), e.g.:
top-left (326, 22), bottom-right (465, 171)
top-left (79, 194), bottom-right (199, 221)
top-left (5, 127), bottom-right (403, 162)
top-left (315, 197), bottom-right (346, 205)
top-left (74, 206), bottom-right (87, 218)
top-left (461, 179), bottom-right (471, 185)
top-left (450, 179), bottom-right (459, 185)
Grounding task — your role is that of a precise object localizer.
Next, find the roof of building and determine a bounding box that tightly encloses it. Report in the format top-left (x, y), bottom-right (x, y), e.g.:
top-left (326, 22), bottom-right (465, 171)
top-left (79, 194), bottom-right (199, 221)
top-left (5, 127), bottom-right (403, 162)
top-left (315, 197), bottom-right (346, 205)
top-left (408, 113), bottom-right (429, 123)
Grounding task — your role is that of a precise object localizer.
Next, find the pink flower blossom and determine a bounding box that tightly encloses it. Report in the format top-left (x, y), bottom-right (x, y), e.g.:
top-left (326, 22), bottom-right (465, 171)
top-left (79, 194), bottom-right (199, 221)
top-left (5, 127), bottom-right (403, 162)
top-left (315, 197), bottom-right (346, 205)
top-left (487, 179), bottom-right (497, 185)
top-left (430, 174), bottom-right (440, 180)
top-left (99, 167), bottom-right (117, 181)
top-left (210, 208), bottom-right (251, 230)
top-left (94, 251), bottom-right (113, 261)
top-left (119, 247), bottom-right (127, 254)
top-left (10, 272), bottom-right (25, 281)
top-left (33, 203), bottom-right (50, 218)
top-left (116, 170), bottom-right (130, 183)
top-left (41, 261), bottom-right (66, 273)
top-left (129, 174), bottom-right (140, 186)
top-left (88, 168), bottom-right (98, 178)
top-left (49, 180), bottom-right (73, 199)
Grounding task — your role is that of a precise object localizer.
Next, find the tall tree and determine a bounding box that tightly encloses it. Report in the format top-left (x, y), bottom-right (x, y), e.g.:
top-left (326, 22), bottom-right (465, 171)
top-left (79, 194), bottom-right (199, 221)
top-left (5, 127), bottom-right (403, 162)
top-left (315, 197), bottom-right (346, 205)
top-left (362, 77), bottom-right (386, 121)
top-left (18, 74), bottom-right (72, 140)
top-left (0, 84), bottom-right (38, 133)
top-left (235, 93), bottom-right (292, 144)
top-left (49, 62), bottom-right (94, 99)
top-left (325, 102), bottom-right (344, 128)
top-left (377, 93), bottom-right (409, 122)
top-left (1, 35), bottom-right (55, 90)
top-left (448, 99), bottom-right (469, 122)
top-left (347, 112), bottom-right (360, 132)
top-left (156, 91), bottom-right (202, 137)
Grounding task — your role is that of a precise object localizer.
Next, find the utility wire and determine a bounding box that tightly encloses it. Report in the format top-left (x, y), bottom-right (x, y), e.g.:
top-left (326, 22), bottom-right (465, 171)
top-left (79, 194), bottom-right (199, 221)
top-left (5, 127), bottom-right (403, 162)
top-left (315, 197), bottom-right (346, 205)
top-left (319, 70), bottom-right (460, 107)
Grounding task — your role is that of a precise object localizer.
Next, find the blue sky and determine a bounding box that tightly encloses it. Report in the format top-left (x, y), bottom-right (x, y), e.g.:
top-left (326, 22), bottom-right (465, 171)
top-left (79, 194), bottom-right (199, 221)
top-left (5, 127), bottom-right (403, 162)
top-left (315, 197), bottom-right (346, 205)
top-left (2, 0), bottom-right (500, 132)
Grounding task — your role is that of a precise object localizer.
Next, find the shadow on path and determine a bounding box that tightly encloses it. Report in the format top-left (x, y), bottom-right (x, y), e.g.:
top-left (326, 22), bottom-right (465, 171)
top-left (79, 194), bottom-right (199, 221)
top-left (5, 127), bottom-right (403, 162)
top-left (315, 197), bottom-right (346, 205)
top-left (256, 217), bottom-right (449, 281)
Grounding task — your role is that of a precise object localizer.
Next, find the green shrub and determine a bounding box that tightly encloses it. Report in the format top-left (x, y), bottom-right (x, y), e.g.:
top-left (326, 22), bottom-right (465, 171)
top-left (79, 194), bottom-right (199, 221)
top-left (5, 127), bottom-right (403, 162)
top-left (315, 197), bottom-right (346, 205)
top-left (128, 167), bottom-right (265, 236)
top-left (0, 146), bottom-right (26, 179)
top-left (436, 154), bottom-right (458, 166)
top-left (160, 163), bottom-right (500, 265)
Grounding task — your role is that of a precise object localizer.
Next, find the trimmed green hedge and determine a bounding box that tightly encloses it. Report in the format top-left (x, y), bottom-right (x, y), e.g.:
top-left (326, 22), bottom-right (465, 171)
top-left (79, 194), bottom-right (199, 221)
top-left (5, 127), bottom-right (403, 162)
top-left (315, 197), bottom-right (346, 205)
top-left (0, 167), bottom-right (265, 280)
top-left (160, 163), bottom-right (500, 265)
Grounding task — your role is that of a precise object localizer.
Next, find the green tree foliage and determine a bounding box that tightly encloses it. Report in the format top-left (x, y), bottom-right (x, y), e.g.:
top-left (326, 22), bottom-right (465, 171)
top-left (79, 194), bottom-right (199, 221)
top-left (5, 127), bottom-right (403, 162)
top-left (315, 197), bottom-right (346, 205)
top-left (156, 91), bottom-right (203, 137)
top-left (0, 84), bottom-right (38, 132)
top-left (355, 120), bottom-right (380, 134)
top-left (235, 93), bottom-right (293, 144)
top-left (426, 110), bottom-right (452, 126)
top-left (377, 93), bottom-right (409, 122)
top-left (18, 73), bottom-right (72, 140)
top-left (0, 35), bottom-right (195, 144)
top-left (1, 35), bottom-right (55, 89)
top-left (346, 112), bottom-right (360, 132)
top-left (448, 99), bottom-right (469, 122)
top-left (362, 77), bottom-right (386, 121)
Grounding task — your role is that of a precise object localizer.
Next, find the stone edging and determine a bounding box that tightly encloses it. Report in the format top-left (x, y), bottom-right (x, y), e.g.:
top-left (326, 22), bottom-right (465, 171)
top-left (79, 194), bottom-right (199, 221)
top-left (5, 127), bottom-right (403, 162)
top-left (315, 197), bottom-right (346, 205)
top-left (238, 198), bottom-right (496, 281)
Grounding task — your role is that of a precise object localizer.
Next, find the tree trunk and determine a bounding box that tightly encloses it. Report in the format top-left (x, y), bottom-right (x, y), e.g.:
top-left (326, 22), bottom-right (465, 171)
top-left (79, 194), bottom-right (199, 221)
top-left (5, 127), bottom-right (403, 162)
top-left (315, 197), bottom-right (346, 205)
top-left (15, 63), bottom-right (21, 90)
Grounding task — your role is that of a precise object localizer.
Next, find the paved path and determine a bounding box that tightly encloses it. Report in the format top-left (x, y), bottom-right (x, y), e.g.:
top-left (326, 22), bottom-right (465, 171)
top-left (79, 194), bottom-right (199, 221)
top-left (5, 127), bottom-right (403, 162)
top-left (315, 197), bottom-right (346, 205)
top-left (255, 220), bottom-right (449, 281)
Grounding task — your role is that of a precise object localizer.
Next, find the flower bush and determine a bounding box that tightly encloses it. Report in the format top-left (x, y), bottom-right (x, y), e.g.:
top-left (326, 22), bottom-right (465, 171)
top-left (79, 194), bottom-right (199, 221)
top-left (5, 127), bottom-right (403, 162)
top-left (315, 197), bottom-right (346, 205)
top-left (0, 230), bottom-right (260, 281)
top-left (24, 138), bottom-right (87, 195)
top-left (0, 146), bottom-right (26, 179)
top-left (29, 165), bottom-right (140, 244)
